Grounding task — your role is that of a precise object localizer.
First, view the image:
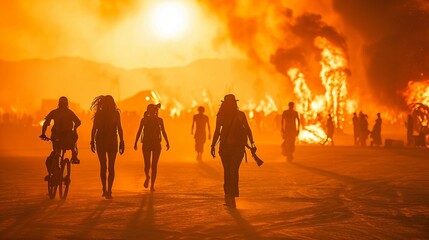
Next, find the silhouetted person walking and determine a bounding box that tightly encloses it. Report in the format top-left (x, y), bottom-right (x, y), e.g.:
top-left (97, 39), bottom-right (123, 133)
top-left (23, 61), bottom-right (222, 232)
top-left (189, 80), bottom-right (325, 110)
top-left (359, 113), bottom-right (370, 146)
top-left (352, 112), bottom-right (359, 145)
top-left (191, 106), bottom-right (211, 161)
top-left (90, 95), bottom-right (124, 199)
top-left (211, 94), bottom-right (256, 208)
top-left (323, 114), bottom-right (335, 146)
top-left (134, 103), bottom-right (170, 191)
top-left (40, 96), bottom-right (81, 165)
top-left (406, 114), bottom-right (414, 146)
top-left (281, 102), bottom-right (300, 161)
top-left (370, 113), bottom-right (382, 147)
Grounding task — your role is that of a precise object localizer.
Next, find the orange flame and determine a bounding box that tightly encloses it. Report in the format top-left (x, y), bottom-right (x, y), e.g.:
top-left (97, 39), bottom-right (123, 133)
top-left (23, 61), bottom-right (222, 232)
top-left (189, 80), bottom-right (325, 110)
top-left (298, 123), bottom-right (327, 144)
top-left (403, 80), bottom-right (429, 106)
top-left (242, 95), bottom-right (279, 119)
top-left (169, 99), bottom-right (184, 118)
top-left (314, 36), bottom-right (348, 129)
top-left (286, 37), bottom-right (350, 143)
top-left (287, 68), bottom-right (313, 122)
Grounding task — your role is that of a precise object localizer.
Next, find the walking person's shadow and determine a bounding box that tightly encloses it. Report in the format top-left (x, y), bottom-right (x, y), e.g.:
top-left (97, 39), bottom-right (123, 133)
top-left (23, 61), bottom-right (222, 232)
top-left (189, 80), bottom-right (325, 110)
top-left (227, 208), bottom-right (262, 240)
top-left (69, 200), bottom-right (111, 238)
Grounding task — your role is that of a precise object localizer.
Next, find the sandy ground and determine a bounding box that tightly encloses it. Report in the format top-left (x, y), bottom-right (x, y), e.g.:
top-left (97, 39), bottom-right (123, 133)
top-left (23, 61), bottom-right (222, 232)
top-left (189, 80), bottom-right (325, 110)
top-left (0, 144), bottom-right (429, 239)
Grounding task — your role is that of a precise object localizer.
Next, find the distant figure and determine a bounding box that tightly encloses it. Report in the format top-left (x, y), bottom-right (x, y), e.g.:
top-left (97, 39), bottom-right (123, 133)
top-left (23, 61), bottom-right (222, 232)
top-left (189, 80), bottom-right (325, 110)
top-left (359, 113), bottom-right (370, 146)
top-left (40, 96), bottom-right (81, 165)
top-left (406, 114), bottom-right (414, 146)
top-left (134, 103), bottom-right (170, 191)
top-left (352, 112), bottom-right (359, 145)
top-left (90, 95), bottom-right (124, 199)
top-left (281, 102), bottom-right (300, 161)
top-left (370, 113), bottom-right (382, 147)
top-left (323, 114), bottom-right (335, 146)
top-left (211, 94), bottom-right (256, 208)
top-left (191, 106), bottom-right (211, 161)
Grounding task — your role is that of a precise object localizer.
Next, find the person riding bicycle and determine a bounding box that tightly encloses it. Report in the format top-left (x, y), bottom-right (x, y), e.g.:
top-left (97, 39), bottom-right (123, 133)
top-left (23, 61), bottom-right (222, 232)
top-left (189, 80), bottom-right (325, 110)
top-left (40, 96), bottom-right (81, 165)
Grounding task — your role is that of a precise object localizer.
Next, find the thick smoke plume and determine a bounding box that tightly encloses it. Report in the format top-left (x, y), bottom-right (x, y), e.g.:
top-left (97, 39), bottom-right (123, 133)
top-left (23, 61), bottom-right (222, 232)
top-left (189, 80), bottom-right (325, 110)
top-left (200, 0), bottom-right (429, 109)
top-left (198, 0), bottom-right (349, 95)
top-left (333, 0), bottom-right (429, 109)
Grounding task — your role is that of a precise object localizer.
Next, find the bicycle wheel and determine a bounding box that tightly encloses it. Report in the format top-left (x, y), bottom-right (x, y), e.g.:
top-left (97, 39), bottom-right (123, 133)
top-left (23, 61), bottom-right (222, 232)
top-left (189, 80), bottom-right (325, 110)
top-left (47, 156), bottom-right (60, 199)
top-left (59, 158), bottom-right (71, 199)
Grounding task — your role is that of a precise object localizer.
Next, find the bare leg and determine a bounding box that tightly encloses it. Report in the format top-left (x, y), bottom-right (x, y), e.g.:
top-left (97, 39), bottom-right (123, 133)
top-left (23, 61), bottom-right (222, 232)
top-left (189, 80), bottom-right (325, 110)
top-left (150, 148), bottom-right (161, 191)
top-left (143, 149), bottom-right (151, 188)
top-left (97, 150), bottom-right (107, 196)
top-left (106, 150), bottom-right (117, 197)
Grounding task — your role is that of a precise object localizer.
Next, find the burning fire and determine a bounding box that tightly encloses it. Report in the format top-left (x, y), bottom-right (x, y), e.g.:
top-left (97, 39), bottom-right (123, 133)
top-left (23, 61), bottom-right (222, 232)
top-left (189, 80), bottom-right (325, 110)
top-left (287, 68), bottom-right (314, 123)
top-left (242, 95), bottom-right (279, 120)
top-left (300, 123), bottom-right (327, 144)
top-left (314, 36), bottom-right (349, 129)
top-left (403, 80), bottom-right (429, 132)
top-left (403, 80), bottom-right (429, 106)
top-left (287, 37), bottom-right (350, 143)
top-left (169, 99), bottom-right (184, 118)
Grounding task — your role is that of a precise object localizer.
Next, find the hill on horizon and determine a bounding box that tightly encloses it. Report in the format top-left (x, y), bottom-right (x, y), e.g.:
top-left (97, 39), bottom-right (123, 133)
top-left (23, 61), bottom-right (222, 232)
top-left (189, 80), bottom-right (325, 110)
top-left (0, 56), bottom-right (287, 114)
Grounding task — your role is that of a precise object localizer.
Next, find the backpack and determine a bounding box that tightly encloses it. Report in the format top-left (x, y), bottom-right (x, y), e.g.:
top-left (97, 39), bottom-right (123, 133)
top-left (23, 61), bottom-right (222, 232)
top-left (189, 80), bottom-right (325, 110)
top-left (141, 116), bottom-right (161, 143)
top-left (224, 112), bottom-right (248, 146)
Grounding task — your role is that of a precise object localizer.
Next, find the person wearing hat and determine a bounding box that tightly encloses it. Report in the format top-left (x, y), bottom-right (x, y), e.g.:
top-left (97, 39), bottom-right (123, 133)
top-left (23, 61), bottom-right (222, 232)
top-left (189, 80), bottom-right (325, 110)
top-left (211, 94), bottom-right (256, 208)
top-left (134, 103), bottom-right (170, 191)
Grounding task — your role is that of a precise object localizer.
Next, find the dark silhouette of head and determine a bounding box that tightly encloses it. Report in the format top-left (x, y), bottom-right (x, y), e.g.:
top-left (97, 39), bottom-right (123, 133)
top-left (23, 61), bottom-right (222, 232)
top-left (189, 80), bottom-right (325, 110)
top-left (218, 94), bottom-right (239, 117)
top-left (58, 96), bottom-right (68, 109)
top-left (377, 113), bottom-right (381, 118)
top-left (90, 95), bottom-right (119, 118)
top-left (198, 106), bottom-right (205, 113)
top-left (102, 95), bottom-right (117, 113)
top-left (353, 112), bottom-right (357, 117)
top-left (288, 102), bottom-right (295, 110)
top-left (146, 103), bottom-right (161, 116)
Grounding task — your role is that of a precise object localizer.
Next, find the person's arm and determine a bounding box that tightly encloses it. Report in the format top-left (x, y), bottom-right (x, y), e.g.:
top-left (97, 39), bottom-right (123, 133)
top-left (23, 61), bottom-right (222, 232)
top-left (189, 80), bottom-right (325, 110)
top-left (72, 111), bottom-right (81, 131)
top-left (207, 116), bottom-right (211, 140)
top-left (134, 118), bottom-right (144, 150)
top-left (211, 116), bottom-right (221, 157)
top-left (296, 113), bottom-right (300, 136)
top-left (40, 112), bottom-right (53, 138)
top-left (117, 111), bottom-right (125, 154)
top-left (160, 118), bottom-right (170, 150)
top-left (90, 118), bottom-right (97, 153)
top-left (191, 115), bottom-right (195, 135)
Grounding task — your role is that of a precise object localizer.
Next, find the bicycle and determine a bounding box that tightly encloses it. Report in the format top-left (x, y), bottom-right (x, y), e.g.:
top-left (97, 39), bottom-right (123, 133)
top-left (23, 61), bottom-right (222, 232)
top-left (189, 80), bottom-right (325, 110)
top-left (41, 136), bottom-right (75, 199)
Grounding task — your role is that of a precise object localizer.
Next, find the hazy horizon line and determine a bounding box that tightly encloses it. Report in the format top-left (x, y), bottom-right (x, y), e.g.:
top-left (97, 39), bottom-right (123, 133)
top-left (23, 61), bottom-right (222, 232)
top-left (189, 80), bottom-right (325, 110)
top-left (0, 55), bottom-right (247, 70)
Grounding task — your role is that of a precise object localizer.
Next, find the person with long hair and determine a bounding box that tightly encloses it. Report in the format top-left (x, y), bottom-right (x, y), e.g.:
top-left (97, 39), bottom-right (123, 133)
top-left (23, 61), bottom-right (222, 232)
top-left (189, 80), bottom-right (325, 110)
top-left (90, 95), bottom-right (124, 199)
top-left (134, 103), bottom-right (170, 191)
top-left (210, 94), bottom-right (256, 208)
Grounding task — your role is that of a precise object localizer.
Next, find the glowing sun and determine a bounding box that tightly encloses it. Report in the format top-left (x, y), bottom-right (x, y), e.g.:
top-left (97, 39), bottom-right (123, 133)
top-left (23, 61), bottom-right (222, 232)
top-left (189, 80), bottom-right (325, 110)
top-left (149, 1), bottom-right (191, 40)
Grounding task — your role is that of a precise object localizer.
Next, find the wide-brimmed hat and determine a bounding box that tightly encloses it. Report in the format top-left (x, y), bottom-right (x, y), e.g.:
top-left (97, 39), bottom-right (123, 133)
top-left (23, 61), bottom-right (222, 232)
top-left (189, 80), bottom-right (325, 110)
top-left (222, 94), bottom-right (239, 102)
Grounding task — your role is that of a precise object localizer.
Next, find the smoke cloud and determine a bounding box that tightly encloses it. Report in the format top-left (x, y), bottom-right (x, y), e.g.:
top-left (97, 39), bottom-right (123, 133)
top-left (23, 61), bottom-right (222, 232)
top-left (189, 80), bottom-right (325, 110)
top-left (200, 0), bottom-right (429, 109)
top-left (198, 0), bottom-right (348, 94)
top-left (333, 0), bottom-right (429, 108)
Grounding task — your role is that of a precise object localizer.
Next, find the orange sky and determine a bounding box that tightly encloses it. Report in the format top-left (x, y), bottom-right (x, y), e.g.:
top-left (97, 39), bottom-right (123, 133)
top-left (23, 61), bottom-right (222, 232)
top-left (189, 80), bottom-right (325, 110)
top-left (0, 0), bottom-right (243, 68)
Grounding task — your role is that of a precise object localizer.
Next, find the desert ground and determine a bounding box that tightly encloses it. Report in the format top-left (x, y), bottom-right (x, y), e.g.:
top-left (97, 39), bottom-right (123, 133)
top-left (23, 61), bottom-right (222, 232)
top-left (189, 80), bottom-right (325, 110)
top-left (1, 139), bottom-right (429, 239)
